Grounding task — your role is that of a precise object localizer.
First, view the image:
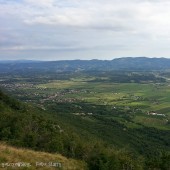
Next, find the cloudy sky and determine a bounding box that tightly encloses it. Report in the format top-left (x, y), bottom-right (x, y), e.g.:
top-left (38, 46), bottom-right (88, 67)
top-left (1, 0), bottom-right (170, 60)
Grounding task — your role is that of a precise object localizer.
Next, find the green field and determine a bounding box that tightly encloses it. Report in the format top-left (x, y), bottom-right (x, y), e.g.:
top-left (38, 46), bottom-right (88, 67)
top-left (37, 80), bottom-right (170, 110)
top-left (1, 74), bottom-right (169, 130)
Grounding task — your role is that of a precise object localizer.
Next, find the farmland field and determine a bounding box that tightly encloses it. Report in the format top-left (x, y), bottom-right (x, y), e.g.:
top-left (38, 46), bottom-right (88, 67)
top-left (1, 71), bottom-right (170, 130)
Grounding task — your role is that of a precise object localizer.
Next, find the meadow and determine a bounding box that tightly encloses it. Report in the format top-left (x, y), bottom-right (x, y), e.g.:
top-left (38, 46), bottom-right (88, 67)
top-left (1, 72), bottom-right (170, 130)
top-left (34, 78), bottom-right (170, 130)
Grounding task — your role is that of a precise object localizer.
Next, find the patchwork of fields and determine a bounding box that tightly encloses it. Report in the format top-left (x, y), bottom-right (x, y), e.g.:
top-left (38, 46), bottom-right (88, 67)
top-left (1, 73), bottom-right (170, 130)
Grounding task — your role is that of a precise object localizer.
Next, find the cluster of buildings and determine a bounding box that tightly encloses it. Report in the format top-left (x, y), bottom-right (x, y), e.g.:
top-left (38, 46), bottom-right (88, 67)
top-left (147, 112), bottom-right (166, 117)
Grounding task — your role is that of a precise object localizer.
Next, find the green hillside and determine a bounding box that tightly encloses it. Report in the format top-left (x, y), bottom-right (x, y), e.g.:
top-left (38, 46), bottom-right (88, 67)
top-left (0, 90), bottom-right (170, 170)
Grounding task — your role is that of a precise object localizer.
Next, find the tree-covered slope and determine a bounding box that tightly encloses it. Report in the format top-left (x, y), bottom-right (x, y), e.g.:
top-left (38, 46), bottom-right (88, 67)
top-left (0, 90), bottom-right (170, 170)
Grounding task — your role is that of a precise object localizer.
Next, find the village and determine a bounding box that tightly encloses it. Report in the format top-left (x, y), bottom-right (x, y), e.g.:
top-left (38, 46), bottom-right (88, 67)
top-left (147, 112), bottom-right (166, 117)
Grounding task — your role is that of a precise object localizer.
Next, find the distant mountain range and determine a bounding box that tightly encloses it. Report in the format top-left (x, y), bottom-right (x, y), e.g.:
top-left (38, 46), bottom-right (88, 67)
top-left (0, 57), bottom-right (170, 72)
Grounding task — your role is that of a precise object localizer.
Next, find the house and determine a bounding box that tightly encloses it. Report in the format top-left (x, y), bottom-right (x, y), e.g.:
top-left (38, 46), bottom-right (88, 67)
top-left (147, 112), bottom-right (165, 117)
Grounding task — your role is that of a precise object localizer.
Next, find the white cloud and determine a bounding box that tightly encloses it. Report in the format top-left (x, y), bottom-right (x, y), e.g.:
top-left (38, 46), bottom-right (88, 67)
top-left (21, 0), bottom-right (170, 35)
top-left (1, 0), bottom-right (170, 59)
top-left (25, 0), bottom-right (54, 7)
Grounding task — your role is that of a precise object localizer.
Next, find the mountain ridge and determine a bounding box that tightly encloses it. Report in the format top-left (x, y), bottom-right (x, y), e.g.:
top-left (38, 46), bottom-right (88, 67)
top-left (0, 57), bottom-right (170, 72)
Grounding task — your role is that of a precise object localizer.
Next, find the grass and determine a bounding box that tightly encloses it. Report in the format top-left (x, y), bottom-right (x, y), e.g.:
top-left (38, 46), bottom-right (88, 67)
top-left (133, 115), bottom-right (170, 130)
top-left (36, 80), bottom-right (86, 89)
top-left (0, 143), bottom-right (87, 170)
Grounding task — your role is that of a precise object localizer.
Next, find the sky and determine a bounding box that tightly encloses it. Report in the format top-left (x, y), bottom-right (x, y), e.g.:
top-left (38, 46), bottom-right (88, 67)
top-left (1, 0), bottom-right (170, 60)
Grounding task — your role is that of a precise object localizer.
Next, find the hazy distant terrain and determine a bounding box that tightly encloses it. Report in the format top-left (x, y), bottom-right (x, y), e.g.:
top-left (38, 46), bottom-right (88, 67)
top-left (1, 57), bottom-right (170, 73)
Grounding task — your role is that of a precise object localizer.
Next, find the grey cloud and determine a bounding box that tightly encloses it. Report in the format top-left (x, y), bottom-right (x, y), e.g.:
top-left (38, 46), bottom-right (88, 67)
top-left (1, 0), bottom-right (170, 60)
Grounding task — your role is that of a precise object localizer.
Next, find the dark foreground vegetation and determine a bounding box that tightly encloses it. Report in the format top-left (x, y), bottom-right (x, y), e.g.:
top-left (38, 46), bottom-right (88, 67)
top-left (0, 90), bottom-right (170, 170)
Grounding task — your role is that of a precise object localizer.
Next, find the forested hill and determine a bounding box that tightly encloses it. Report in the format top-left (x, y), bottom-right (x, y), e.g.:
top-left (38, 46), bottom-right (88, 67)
top-left (0, 57), bottom-right (170, 73)
top-left (0, 89), bottom-right (144, 170)
top-left (0, 89), bottom-right (170, 169)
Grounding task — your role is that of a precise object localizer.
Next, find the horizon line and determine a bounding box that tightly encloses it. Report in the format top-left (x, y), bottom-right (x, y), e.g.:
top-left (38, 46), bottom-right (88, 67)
top-left (0, 56), bottom-right (168, 62)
